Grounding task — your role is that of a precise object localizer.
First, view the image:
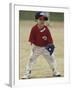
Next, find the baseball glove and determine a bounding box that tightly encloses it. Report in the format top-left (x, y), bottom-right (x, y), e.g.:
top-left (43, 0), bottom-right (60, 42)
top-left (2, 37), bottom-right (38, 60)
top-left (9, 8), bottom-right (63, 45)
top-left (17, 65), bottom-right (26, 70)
top-left (45, 44), bottom-right (55, 55)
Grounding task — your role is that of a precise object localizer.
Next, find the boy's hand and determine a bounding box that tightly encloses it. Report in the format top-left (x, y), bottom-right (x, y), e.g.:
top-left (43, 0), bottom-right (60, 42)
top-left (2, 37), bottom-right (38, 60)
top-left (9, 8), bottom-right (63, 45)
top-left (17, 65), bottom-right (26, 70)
top-left (45, 44), bottom-right (55, 55)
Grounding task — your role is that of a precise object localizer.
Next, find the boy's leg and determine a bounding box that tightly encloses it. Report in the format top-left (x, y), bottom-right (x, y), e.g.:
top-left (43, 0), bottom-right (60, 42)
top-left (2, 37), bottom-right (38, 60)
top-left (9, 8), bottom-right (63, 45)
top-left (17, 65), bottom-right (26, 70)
top-left (23, 46), bottom-right (40, 79)
top-left (42, 48), bottom-right (61, 77)
top-left (23, 54), bottom-right (39, 79)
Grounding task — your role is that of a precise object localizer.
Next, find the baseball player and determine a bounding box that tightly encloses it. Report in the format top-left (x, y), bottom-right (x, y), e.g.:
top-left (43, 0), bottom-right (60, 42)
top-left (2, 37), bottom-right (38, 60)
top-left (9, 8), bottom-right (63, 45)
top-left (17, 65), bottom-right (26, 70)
top-left (23, 12), bottom-right (61, 79)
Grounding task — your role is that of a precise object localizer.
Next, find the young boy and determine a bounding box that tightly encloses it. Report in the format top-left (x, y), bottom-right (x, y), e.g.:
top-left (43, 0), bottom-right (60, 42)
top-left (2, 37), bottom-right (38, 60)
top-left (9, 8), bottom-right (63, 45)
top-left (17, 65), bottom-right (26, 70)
top-left (23, 12), bottom-right (61, 79)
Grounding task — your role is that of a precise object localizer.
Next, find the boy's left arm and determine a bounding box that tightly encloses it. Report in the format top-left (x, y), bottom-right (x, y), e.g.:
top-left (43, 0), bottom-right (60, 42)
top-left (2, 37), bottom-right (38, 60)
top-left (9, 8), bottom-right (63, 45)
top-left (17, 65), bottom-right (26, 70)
top-left (47, 27), bottom-right (53, 44)
top-left (45, 27), bottom-right (55, 55)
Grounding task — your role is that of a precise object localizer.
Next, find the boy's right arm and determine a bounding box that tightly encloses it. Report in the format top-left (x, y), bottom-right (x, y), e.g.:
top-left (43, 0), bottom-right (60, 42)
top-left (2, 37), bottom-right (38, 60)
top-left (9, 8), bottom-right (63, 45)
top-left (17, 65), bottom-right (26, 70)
top-left (29, 28), bottom-right (36, 45)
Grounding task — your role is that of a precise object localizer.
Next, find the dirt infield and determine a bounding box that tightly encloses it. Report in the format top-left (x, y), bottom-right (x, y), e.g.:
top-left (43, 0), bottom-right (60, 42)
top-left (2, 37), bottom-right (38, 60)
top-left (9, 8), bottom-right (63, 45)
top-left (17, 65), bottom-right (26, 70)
top-left (19, 20), bottom-right (64, 79)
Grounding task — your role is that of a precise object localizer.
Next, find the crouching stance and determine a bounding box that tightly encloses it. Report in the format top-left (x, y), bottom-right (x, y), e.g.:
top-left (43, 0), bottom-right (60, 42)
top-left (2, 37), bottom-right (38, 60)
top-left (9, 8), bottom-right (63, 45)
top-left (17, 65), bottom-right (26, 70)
top-left (23, 12), bottom-right (61, 79)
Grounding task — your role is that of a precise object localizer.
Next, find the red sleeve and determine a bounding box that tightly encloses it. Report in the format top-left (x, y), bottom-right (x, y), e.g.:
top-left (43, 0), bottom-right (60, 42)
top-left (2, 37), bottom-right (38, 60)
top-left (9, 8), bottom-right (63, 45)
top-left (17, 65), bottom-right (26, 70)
top-left (47, 27), bottom-right (53, 44)
top-left (29, 28), bottom-right (36, 44)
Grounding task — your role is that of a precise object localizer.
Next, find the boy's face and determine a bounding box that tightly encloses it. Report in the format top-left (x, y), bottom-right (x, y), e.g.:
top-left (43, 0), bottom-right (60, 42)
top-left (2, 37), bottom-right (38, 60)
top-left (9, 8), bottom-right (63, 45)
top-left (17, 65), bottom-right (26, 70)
top-left (37, 17), bottom-right (45, 25)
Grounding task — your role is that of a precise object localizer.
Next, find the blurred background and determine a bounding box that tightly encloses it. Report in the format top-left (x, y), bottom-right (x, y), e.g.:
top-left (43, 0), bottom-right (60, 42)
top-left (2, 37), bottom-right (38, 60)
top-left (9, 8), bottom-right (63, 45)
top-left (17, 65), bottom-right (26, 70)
top-left (19, 11), bottom-right (64, 21)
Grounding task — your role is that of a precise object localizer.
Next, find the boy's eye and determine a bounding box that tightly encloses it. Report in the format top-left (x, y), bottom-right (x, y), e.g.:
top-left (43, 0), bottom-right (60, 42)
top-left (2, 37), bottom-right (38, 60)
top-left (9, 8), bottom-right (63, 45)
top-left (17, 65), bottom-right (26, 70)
top-left (39, 19), bottom-right (45, 21)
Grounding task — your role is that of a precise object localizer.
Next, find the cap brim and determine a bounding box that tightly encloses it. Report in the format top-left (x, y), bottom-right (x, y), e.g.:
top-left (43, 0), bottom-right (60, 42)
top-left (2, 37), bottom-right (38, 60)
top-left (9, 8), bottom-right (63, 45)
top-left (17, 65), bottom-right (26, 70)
top-left (39, 16), bottom-right (48, 20)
